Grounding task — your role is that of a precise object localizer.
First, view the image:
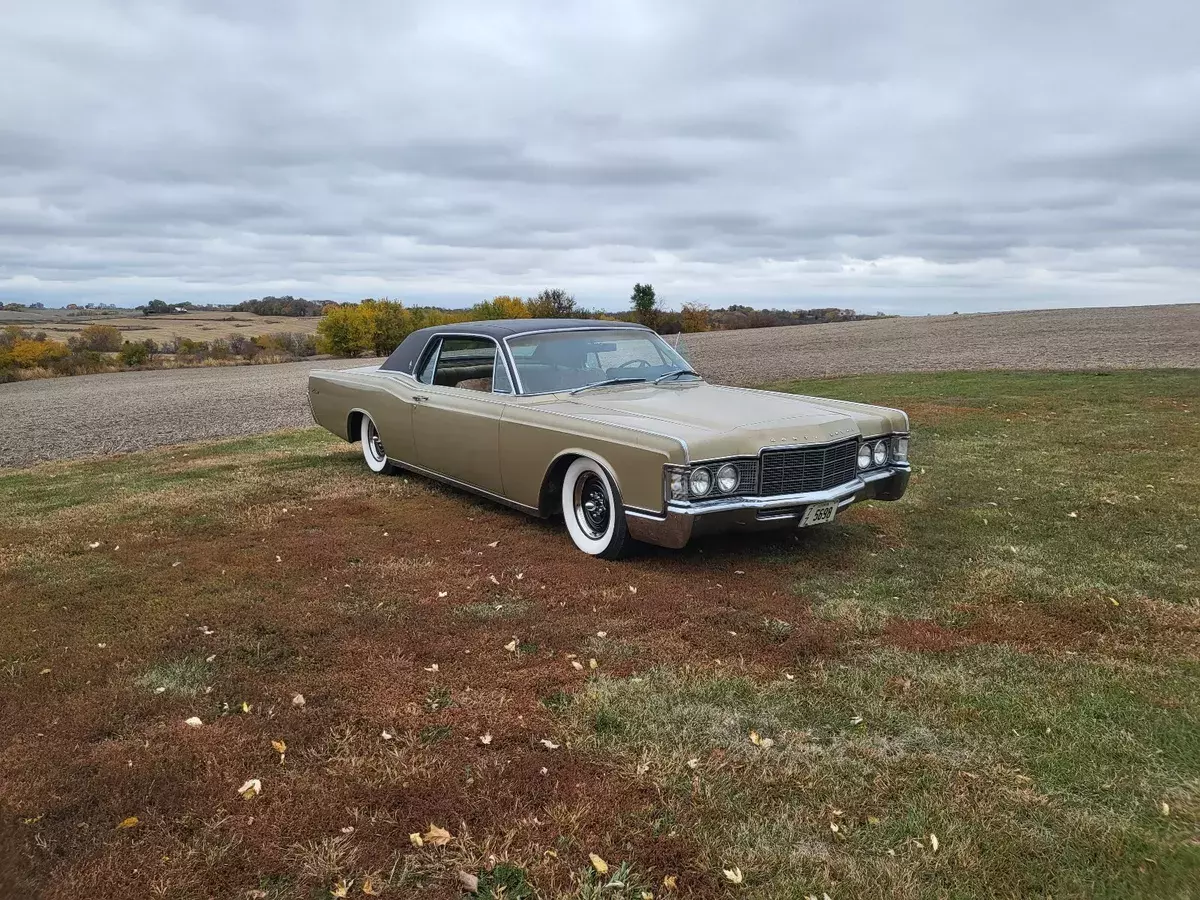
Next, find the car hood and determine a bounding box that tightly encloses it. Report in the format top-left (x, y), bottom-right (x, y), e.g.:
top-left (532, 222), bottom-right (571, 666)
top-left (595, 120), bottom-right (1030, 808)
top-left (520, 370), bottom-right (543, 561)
top-left (547, 382), bottom-right (907, 458)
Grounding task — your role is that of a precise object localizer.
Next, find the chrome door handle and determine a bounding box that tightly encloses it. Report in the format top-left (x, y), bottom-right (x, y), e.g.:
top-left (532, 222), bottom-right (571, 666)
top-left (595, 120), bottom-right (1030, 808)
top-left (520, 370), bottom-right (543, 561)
top-left (413, 395), bottom-right (429, 402)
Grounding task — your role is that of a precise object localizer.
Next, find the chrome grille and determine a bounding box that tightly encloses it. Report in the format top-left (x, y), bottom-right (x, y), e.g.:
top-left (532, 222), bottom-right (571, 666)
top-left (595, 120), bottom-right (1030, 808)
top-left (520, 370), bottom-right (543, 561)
top-left (759, 439), bottom-right (859, 496)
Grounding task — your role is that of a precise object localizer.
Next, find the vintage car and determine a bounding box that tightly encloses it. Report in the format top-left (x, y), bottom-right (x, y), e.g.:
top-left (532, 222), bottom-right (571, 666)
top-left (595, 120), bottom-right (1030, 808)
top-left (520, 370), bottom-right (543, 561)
top-left (308, 319), bottom-right (910, 558)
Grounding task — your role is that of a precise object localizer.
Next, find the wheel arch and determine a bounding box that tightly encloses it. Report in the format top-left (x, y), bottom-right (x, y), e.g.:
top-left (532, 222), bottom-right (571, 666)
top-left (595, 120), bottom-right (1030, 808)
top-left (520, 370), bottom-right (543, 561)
top-left (537, 448), bottom-right (623, 517)
top-left (346, 407), bottom-right (371, 443)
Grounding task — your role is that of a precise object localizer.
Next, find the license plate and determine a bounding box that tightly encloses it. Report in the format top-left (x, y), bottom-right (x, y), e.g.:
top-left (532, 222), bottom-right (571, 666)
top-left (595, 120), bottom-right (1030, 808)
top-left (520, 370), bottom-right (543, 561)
top-left (799, 501), bottom-right (838, 527)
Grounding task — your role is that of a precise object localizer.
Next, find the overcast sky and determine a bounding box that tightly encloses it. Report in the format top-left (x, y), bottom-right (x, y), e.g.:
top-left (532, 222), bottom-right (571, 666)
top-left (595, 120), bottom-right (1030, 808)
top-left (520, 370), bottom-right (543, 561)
top-left (2, 1), bottom-right (1197, 314)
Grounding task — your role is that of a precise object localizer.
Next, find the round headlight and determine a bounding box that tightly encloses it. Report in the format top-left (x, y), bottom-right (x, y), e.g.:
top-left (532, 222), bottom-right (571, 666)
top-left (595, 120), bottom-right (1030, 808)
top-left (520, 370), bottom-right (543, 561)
top-left (873, 440), bottom-right (888, 466)
top-left (689, 467), bottom-right (712, 496)
top-left (716, 463), bottom-right (739, 493)
top-left (857, 443), bottom-right (872, 469)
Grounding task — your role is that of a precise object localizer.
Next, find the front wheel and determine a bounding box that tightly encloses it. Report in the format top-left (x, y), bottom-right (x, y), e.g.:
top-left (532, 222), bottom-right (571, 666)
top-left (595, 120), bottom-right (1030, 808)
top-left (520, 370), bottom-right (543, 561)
top-left (561, 457), bottom-right (635, 559)
top-left (360, 413), bottom-right (398, 475)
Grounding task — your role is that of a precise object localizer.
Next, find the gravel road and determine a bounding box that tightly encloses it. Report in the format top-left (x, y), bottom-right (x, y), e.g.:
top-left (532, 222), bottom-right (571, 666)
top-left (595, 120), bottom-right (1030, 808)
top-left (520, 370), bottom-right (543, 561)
top-left (2, 304), bottom-right (1197, 468)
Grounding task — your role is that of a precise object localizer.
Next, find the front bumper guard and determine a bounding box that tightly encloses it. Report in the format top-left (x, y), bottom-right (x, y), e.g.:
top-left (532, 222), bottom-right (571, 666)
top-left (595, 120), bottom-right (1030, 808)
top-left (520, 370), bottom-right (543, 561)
top-left (625, 465), bottom-right (910, 549)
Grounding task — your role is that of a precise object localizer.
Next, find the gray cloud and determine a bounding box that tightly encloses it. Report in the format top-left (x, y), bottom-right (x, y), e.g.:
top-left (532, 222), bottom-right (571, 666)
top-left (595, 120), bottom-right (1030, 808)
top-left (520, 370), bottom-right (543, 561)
top-left (1, 0), bottom-right (1198, 313)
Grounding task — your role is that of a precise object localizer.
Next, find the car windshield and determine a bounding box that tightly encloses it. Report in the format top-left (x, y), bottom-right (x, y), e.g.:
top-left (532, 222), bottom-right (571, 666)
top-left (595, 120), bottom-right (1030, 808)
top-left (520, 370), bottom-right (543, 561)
top-left (507, 329), bottom-right (700, 394)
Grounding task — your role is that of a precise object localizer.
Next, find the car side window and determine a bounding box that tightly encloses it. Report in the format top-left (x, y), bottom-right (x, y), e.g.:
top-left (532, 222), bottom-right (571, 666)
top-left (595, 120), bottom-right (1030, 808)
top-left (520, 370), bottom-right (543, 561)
top-left (417, 339), bottom-right (441, 384)
top-left (431, 337), bottom-right (501, 392)
top-left (492, 351), bottom-right (514, 394)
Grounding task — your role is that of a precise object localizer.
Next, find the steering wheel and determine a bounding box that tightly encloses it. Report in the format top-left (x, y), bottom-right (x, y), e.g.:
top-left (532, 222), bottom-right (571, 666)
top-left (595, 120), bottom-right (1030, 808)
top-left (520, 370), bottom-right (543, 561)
top-left (615, 359), bottom-right (652, 369)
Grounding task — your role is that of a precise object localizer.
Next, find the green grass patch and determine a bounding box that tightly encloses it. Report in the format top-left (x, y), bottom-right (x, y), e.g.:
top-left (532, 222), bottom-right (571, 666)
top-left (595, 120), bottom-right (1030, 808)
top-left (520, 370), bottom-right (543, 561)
top-left (565, 647), bottom-right (1200, 898)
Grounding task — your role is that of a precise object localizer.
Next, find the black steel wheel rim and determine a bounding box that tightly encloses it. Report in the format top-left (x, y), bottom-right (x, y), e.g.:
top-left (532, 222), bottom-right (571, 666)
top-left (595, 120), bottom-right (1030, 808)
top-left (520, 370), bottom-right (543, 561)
top-left (575, 473), bottom-right (610, 539)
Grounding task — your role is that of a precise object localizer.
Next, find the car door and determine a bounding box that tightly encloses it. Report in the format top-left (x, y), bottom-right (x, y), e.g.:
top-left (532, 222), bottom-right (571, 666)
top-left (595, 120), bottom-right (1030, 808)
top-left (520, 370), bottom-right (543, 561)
top-left (410, 335), bottom-right (510, 495)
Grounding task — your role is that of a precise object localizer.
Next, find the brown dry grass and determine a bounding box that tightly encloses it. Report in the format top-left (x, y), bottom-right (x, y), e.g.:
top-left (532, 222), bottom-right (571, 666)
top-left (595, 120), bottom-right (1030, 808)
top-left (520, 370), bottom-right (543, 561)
top-left (0, 309), bottom-right (321, 343)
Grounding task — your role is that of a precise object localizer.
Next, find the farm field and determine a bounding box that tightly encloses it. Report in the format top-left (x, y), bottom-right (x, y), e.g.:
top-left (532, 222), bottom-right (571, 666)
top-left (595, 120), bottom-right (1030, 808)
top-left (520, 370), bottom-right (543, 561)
top-left (1, 370), bottom-right (1197, 898)
top-left (0, 308), bottom-right (322, 343)
top-left (2, 304), bottom-right (1198, 469)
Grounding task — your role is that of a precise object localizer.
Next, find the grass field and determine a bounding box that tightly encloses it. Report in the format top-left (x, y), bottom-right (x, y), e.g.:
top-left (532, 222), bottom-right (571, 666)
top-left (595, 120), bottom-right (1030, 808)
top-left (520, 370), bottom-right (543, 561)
top-left (1, 371), bottom-right (1197, 898)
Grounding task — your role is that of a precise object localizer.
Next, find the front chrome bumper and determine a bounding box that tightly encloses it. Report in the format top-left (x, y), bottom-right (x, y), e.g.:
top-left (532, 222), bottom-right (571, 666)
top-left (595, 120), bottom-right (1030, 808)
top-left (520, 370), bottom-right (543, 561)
top-left (625, 465), bottom-right (910, 549)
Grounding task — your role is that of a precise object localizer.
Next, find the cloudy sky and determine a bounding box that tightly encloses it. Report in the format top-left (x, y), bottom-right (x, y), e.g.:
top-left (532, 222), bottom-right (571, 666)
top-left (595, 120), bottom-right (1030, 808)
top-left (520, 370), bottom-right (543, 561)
top-left (2, 1), bottom-right (1197, 314)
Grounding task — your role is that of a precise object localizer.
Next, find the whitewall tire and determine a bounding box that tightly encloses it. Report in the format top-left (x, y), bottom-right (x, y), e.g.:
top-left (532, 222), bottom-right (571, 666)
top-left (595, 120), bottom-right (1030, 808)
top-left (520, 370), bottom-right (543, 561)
top-left (561, 456), bottom-right (634, 559)
top-left (360, 413), bottom-right (397, 475)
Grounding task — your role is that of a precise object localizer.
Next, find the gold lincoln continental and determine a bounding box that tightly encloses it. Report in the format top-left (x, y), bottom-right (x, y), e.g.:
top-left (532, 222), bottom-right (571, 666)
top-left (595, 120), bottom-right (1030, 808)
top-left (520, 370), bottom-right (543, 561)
top-left (308, 319), bottom-right (910, 558)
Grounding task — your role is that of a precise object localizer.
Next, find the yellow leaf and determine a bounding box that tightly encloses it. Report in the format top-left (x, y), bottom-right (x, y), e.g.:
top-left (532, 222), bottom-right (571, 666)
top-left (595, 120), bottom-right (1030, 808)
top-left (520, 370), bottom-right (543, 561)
top-left (589, 853), bottom-right (609, 874)
top-left (930, 832), bottom-right (940, 852)
top-left (423, 823), bottom-right (452, 846)
top-left (272, 739), bottom-right (287, 759)
top-left (641, 893), bottom-right (654, 900)
top-left (589, 658), bottom-right (598, 670)
top-left (663, 874), bottom-right (678, 891)
top-left (116, 816), bottom-right (139, 829)
top-left (361, 876), bottom-right (381, 895)
top-left (749, 730), bottom-right (761, 746)
top-left (237, 778), bottom-right (262, 800)
top-left (867, 816), bottom-right (881, 825)
top-left (504, 639), bottom-right (518, 652)
top-left (1161, 801), bottom-right (1170, 816)
top-left (241, 701), bottom-right (252, 714)
top-left (722, 866), bottom-right (744, 884)
top-left (330, 878), bottom-right (352, 898)
top-left (408, 832), bottom-right (423, 847)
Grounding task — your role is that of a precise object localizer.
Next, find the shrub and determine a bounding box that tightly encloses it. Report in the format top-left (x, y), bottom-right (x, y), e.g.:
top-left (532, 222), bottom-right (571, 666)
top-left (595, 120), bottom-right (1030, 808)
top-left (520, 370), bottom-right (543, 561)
top-left (73, 324), bottom-right (123, 352)
top-left (119, 342), bottom-right (151, 366)
top-left (472, 295), bottom-right (531, 320)
top-left (680, 302), bottom-right (711, 333)
top-left (209, 338), bottom-right (232, 360)
top-left (9, 337), bottom-right (69, 368)
top-left (525, 288), bottom-right (577, 318)
top-left (51, 350), bottom-right (112, 376)
top-left (228, 334), bottom-right (259, 358)
top-left (317, 304), bottom-right (375, 356)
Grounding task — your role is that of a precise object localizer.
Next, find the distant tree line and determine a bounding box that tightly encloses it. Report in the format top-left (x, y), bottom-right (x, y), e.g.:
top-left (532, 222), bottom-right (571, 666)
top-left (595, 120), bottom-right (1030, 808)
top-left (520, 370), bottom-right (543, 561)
top-left (233, 296), bottom-right (330, 317)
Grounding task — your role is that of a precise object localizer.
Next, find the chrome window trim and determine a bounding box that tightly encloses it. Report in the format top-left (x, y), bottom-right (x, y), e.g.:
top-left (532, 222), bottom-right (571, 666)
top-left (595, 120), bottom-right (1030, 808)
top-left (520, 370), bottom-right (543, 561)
top-left (415, 332), bottom-right (518, 396)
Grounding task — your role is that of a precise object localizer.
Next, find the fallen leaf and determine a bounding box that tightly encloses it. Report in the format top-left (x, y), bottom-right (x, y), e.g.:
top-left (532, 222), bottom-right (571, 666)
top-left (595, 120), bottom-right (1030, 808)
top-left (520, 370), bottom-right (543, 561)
top-left (641, 892), bottom-right (654, 900)
top-left (116, 816), bottom-right (139, 829)
top-left (516, 572), bottom-right (524, 580)
top-left (571, 660), bottom-right (584, 671)
top-left (457, 870), bottom-right (479, 893)
top-left (292, 693), bottom-right (305, 707)
top-left (589, 658), bottom-right (598, 670)
top-left (589, 853), bottom-right (609, 874)
top-left (930, 832), bottom-right (940, 852)
top-left (663, 874), bottom-right (678, 891)
top-left (241, 701), bottom-right (252, 714)
top-left (686, 758), bottom-right (700, 769)
top-left (362, 876), bottom-right (381, 895)
top-left (1068, 511), bottom-right (1078, 518)
top-left (39, 668), bottom-right (51, 676)
top-left (628, 585), bottom-right (638, 594)
top-left (504, 639), bottom-right (518, 652)
top-left (341, 826), bottom-right (354, 834)
top-left (1161, 801), bottom-right (1171, 816)
top-left (423, 823), bottom-right (452, 846)
top-left (409, 832), bottom-right (423, 847)
top-left (539, 739), bottom-right (560, 750)
top-left (330, 878), bottom-right (352, 898)
top-left (596, 631), bottom-right (607, 638)
top-left (487, 540), bottom-right (499, 548)
top-left (184, 716), bottom-right (203, 728)
top-left (424, 663), bottom-right (439, 672)
top-left (381, 730), bottom-right (394, 740)
top-left (722, 866), bottom-right (744, 884)
top-left (88, 541), bottom-right (101, 549)
top-left (479, 732), bottom-right (493, 745)
top-left (237, 778), bottom-right (262, 800)
top-left (867, 816), bottom-right (881, 825)
top-left (849, 715), bottom-right (864, 726)
top-left (437, 591), bottom-right (448, 598)
top-left (488, 574), bottom-right (500, 585)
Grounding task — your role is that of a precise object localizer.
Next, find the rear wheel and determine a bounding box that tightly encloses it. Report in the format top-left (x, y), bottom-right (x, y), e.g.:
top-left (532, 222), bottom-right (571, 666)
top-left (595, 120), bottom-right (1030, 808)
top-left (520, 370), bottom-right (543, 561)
top-left (561, 457), bottom-right (635, 559)
top-left (360, 414), bottom-right (398, 475)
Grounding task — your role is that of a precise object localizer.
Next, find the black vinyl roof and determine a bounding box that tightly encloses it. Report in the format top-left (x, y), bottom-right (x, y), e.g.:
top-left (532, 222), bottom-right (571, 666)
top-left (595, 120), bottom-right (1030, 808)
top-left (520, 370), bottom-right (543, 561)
top-left (380, 318), bottom-right (650, 374)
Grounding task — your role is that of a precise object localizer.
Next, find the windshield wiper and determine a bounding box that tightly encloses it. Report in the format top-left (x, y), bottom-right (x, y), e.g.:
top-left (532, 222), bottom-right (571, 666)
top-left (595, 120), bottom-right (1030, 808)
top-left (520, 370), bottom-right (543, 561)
top-left (569, 377), bottom-right (648, 395)
top-left (653, 368), bottom-right (701, 384)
